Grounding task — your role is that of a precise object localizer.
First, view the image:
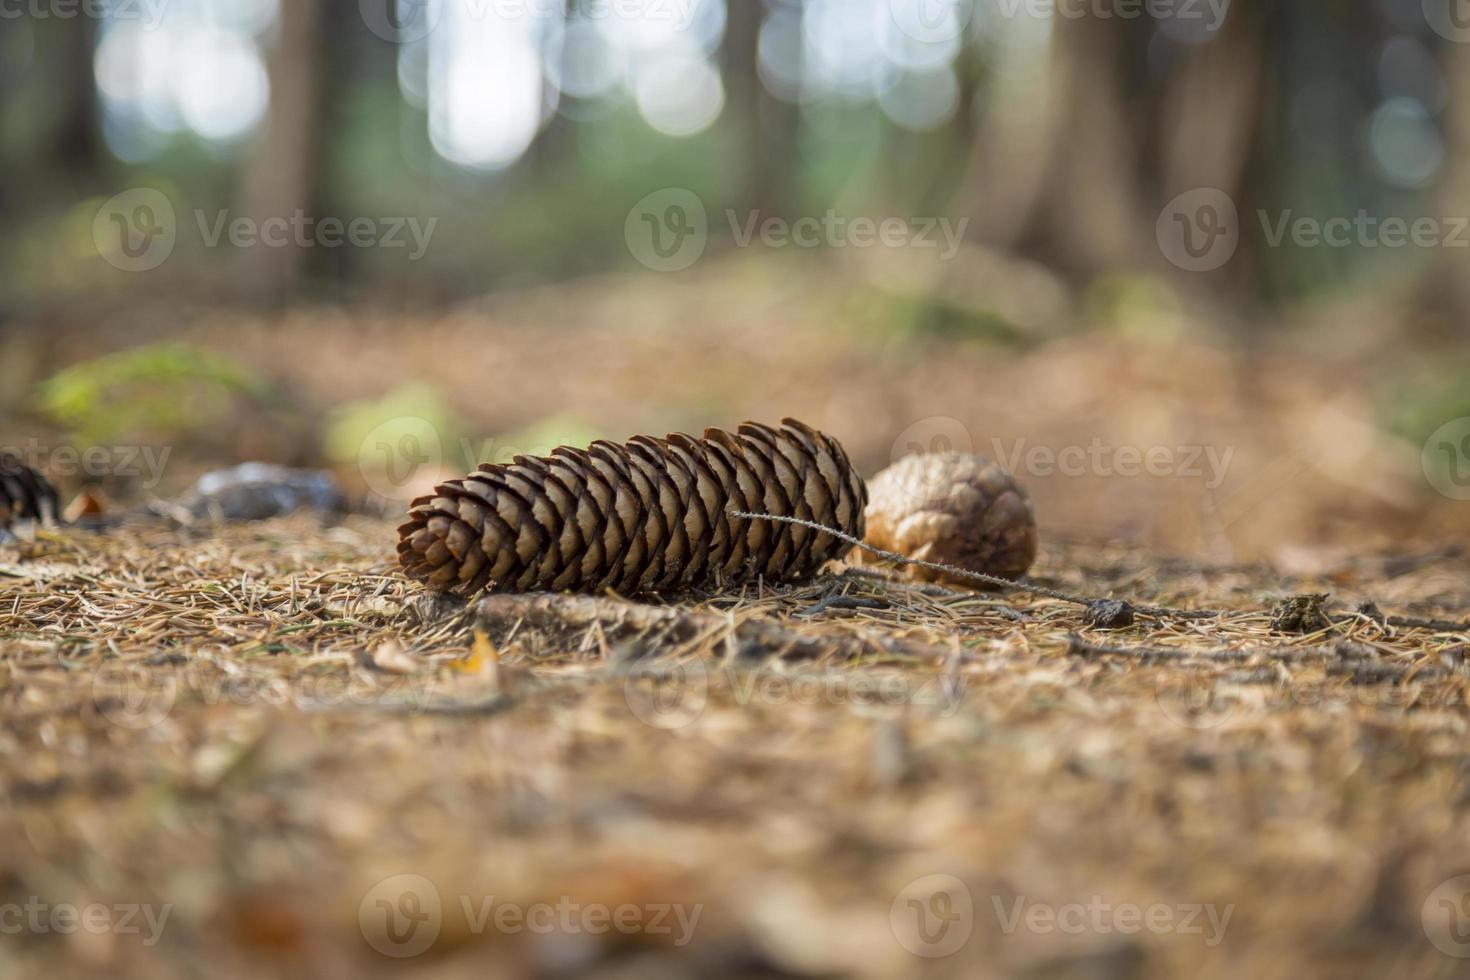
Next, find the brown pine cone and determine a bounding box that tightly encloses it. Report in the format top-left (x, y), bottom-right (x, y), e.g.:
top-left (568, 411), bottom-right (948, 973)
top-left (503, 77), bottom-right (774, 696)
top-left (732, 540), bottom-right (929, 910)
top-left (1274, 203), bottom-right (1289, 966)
top-left (397, 418), bottom-right (866, 596)
top-left (0, 454), bottom-right (59, 530)
top-left (863, 452), bottom-right (1036, 586)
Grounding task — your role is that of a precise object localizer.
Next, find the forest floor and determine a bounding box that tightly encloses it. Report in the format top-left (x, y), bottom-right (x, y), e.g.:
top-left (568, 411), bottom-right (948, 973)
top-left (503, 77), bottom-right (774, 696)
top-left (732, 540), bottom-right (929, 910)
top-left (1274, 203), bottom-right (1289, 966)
top-left (1, 512), bottom-right (1467, 980)
top-left (3, 264), bottom-right (1469, 978)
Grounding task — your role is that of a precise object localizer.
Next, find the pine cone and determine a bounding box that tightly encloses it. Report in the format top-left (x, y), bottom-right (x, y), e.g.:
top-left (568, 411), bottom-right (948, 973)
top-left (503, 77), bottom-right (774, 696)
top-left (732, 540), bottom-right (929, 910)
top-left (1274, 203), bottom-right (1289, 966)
top-left (398, 418), bottom-right (866, 596)
top-left (864, 452), bottom-right (1036, 586)
top-left (0, 454), bottom-right (59, 530)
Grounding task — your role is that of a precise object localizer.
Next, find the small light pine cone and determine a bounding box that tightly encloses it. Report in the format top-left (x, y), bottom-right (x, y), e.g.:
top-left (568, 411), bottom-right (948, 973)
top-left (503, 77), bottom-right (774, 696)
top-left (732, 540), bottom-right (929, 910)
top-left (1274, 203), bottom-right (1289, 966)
top-left (397, 418), bottom-right (866, 596)
top-left (0, 454), bottom-right (59, 530)
top-left (864, 452), bottom-right (1037, 586)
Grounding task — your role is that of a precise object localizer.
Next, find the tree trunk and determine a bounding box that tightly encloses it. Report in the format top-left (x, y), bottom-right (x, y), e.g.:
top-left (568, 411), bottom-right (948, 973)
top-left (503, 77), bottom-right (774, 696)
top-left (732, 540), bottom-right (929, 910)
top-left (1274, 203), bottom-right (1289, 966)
top-left (237, 0), bottom-right (322, 301)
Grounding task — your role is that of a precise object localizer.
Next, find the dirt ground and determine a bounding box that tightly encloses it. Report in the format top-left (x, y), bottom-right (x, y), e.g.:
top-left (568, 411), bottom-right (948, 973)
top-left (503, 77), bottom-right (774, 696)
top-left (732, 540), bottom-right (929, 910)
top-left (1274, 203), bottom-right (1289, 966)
top-left (3, 265), bottom-right (1469, 979)
top-left (1, 510), bottom-right (1467, 980)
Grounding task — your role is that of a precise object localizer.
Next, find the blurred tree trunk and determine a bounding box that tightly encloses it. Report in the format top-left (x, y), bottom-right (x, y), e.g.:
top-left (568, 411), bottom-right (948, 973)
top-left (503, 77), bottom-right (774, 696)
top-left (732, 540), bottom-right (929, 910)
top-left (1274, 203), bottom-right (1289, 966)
top-left (48, 15), bottom-right (101, 179)
top-left (724, 0), bottom-right (797, 217)
top-left (1419, 36), bottom-right (1470, 334)
top-left (961, 6), bottom-right (1264, 300)
top-left (238, 0), bottom-right (322, 301)
top-left (530, 0), bottom-right (572, 171)
top-left (964, 13), bottom-right (1154, 281)
top-left (0, 17), bottom-right (101, 221)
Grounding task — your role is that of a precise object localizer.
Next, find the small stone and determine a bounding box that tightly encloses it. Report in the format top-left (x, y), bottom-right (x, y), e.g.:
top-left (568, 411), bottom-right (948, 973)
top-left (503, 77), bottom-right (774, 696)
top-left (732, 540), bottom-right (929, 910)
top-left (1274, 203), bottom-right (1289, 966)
top-left (1085, 599), bottom-right (1135, 629)
top-left (167, 463), bottom-right (346, 522)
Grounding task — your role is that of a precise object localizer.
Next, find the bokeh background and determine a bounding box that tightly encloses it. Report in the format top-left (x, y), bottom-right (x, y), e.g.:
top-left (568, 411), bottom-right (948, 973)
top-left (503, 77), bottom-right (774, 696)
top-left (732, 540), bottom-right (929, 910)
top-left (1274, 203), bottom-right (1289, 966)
top-left (3, 0), bottom-right (1469, 560)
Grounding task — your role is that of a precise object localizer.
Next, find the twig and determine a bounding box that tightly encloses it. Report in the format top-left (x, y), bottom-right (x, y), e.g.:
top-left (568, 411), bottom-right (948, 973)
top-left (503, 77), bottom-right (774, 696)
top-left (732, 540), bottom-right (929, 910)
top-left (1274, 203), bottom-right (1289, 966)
top-left (729, 509), bottom-right (1220, 622)
top-left (728, 509), bottom-right (1093, 604)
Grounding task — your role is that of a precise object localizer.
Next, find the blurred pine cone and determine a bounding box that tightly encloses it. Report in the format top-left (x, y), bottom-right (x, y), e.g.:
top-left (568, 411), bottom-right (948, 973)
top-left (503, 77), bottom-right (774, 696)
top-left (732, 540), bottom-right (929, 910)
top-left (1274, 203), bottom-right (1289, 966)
top-left (398, 418), bottom-right (866, 596)
top-left (864, 452), bottom-right (1036, 586)
top-left (0, 454), bottom-right (59, 530)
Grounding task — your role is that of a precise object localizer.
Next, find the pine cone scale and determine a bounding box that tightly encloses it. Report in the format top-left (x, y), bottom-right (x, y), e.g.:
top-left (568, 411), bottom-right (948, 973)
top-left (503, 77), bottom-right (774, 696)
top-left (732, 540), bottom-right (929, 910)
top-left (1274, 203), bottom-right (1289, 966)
top-left (398, 419), bottom-right (866, 596)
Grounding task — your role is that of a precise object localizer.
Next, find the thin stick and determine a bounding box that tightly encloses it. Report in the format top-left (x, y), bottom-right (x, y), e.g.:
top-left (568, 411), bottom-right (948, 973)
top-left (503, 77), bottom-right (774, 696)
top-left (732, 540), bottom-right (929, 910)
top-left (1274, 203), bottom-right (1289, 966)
top-left (728, 508), bottom-right (1225, 622)
top-left (728, 509), bottom-right (1093, 606)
